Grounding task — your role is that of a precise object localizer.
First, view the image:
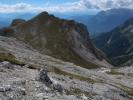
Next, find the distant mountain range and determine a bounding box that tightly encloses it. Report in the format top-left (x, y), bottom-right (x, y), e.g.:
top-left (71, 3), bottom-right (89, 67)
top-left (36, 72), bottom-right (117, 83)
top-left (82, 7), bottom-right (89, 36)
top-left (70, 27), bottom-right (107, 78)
top-left (94, 17), bottom-right (133, 66)
top-left (74, 8), bottom-right (133, 37)
top-left (0, 13), bottom-right (37, 28)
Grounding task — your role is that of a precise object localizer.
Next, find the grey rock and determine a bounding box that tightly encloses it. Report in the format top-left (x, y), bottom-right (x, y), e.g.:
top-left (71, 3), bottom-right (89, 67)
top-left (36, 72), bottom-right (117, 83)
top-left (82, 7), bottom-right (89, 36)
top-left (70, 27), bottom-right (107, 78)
top-left (39, 68), bottom-right (53, 85)
top-left (5, 87), bottom-right (26, 100)
top-left (35, 93), bottom-right (48, 100)
top-left (0, 85), bottom-right (11, 92)
top-left (1, 61), bottom-right (14, 69)
top-left (15, 87), bottom-right (26, 95)
top-left (12, 80), bottom-right (26, 86)
top-left (52, 83), bottom-right (63, 93)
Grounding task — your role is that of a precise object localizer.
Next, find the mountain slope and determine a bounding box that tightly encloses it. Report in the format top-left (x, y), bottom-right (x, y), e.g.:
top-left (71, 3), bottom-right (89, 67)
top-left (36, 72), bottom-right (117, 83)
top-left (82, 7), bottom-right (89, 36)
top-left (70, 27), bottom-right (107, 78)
top-left (0, 36), bottom-right (132, 100)
top-left (3, 12), bottom-right (111, 68)
top-left (94, 18), bottom-right (133, 66)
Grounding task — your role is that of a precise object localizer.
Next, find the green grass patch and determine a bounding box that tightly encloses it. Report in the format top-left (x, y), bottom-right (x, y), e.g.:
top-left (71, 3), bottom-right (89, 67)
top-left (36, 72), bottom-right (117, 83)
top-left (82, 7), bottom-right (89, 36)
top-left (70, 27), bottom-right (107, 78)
top-left (106, 69), bottom-right (124, 75)
top-left (66, 87), bottom-right (83, 96)
top-left (50, 67), bottom-right (95, 83)
top-left (65, 87), bottom-right (96, 97)
top-left (128, 73), bottom-right (133, 77)
top-left (119, 84), bottom-right (133, 96)
top-left (0, 52), bottom-right (25, 66)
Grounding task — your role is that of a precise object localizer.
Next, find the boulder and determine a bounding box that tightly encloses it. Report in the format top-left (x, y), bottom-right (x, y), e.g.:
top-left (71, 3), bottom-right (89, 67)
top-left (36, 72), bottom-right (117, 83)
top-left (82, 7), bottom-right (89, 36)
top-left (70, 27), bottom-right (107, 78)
top-left (1, 61), bottom-right (14, 69)
top-left (0, 85), bottom-right (11, 92)
top-left (39, 68), bottom-right (53, 85)
top-left (36, 93), bottom-right (48, 100)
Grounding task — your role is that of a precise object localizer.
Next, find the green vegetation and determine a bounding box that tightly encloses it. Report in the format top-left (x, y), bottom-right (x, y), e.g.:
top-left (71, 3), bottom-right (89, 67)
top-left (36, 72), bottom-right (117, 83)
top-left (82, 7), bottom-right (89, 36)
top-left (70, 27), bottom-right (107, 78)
top-left (0, 52), bottom-right (25, 66)
top-left (106, 69), bottom-right (124, 75)
top-left (51, 67), bottom-right (95, 83)
top-left (65, 87), bottom-right (96, 97)
top-left (70, 88), bottom-right (83, 95)
top-left (128, 73), bottom-right (133, 77)
top-left (65, 87), bottom-right (83, 96)
top-left (118, 84), bottom-right (133, 96)
top-left (27, 64), bottom-right (41, 69)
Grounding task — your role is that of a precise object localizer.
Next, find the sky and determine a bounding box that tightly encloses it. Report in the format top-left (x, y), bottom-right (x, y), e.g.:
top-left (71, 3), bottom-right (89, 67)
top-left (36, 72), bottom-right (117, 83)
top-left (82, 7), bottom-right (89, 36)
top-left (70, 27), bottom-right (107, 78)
top-left (0, 0), bottom-right (133, 14)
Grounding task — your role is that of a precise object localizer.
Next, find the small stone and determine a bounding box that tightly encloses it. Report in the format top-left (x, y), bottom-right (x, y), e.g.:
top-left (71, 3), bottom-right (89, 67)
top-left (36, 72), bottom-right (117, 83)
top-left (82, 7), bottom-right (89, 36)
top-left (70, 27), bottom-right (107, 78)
top-left (36, 93), bottom-right (48, 100)
top-left (52, 83), bottom-right (63, 93)
top-left (0, 85), bottom-right (11, 92)
top-left (1, 61), bottom-right (14, 69)
top-left (16, 87), bottom-right (26, 95)
top-left (12, 80), bottom-right (26, 86)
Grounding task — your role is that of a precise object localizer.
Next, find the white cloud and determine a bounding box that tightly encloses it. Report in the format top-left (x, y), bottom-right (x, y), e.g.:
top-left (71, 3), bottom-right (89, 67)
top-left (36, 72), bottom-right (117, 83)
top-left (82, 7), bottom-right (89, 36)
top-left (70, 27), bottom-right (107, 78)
top-left (42, 1), bottom-right (87, 13)
top-left (0, 3), bottom-right (32, 13)
top-left (83, 0), bottom-right (133, 10)
top-left (0, 0), bottom-right (132, 13)
top-left (0, 1), bottom-right (88, 13)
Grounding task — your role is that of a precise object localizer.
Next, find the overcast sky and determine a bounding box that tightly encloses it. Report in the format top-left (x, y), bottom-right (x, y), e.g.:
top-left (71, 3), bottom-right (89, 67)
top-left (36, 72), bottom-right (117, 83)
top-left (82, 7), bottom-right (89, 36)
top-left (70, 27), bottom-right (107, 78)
top-left (0, 0), bottom-right (132, 13)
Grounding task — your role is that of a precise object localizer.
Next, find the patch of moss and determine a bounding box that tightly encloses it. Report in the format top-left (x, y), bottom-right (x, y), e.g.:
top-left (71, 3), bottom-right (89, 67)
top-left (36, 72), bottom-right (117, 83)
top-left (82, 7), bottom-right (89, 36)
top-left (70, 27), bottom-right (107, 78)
top-left (66, 87), bottom-right (83, 96)
top-left (110, 82), bottom-right (133, 98)
top-left (128, 73), bottom-right (133, 77)
top-left (0, 52), bottom-right (25, 66)
top-left (106, 69), bottom-right (124, 75)
top-left (50, 67), bottom-right (95, 83)
top-left (27, 64), bottom-right (41, 69)
top-left (119, 84), bottom-right (133, 96)
top-left (65, 87), bottom-right (96, 97)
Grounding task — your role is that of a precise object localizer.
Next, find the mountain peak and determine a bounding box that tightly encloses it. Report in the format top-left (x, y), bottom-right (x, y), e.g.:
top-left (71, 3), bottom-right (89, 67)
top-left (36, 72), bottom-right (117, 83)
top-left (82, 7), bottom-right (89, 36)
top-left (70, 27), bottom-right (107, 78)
top-left (4, 12), bottom-right (111, 68)
top-left (39, 11), bottom-right (49, 15)
top-left (11, 19), bottom-right (26, 27)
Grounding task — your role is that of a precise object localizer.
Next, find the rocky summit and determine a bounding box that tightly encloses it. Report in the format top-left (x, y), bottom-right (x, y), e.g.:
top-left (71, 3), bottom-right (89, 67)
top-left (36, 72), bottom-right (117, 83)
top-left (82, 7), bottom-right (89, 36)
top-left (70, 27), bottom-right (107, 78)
top-left (3, 12), bottom-right (111, 68)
